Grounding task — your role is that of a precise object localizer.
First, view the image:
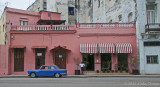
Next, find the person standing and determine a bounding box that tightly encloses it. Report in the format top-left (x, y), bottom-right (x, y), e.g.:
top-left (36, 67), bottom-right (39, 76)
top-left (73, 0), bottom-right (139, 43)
top-left (79, 62), bottom-right (85, 75)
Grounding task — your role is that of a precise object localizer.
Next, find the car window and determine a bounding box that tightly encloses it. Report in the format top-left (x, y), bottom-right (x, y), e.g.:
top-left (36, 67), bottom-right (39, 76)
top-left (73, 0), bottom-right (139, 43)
top-left (50, 66), bottom-right (55, 69)
top-left (41, 66), bottom-right (48, 69)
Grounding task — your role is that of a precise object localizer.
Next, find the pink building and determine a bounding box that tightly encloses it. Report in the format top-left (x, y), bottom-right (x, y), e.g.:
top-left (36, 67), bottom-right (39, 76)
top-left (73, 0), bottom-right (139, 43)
top-left (0, 7), bottom-right (137, 75)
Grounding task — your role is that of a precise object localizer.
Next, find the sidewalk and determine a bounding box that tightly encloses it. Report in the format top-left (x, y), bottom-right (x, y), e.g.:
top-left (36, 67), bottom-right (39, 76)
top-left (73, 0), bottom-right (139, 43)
top-left (1, 74), bottom-right (160, 78)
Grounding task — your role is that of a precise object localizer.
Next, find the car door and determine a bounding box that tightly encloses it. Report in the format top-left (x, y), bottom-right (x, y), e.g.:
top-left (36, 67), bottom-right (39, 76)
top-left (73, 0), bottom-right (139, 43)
top-left (47, 66), bottom-right (56, 76)
top-left (37, 66), bottom-right (49, 76)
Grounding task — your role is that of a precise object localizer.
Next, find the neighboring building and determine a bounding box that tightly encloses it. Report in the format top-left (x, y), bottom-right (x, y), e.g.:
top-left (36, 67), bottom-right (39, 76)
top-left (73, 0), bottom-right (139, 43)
top-left (137, 0), bottom-right (160, 74)
top-left (0, 8), bottom-right (7, 45)
top-left (27, 0), bottom-right (136, 24)
top-left (27, 0), bottom-right (71, 24)
top-left (0, 7), bottom-right (137, 75)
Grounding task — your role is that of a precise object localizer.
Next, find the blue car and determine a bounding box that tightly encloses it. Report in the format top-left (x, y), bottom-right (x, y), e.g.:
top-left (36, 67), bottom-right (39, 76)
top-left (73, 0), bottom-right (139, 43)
top-left (28, 65), bottom-right (67, 78)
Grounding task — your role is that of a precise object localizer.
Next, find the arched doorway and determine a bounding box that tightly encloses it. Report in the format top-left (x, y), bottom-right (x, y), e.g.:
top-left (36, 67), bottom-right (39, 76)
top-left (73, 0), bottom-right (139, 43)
top-left (52, 46), bottom-right (70, 69)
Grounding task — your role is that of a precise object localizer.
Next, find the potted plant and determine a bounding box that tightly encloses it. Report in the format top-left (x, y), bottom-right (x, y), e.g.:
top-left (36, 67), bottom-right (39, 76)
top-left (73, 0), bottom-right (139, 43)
top-left (106, 68), bottom-right (110, 73)
top-left (102, 68), bottom-right (106, 73)
top-left (125, 67), bottom-right (129, 73)
top-left (119, 64), bottom-right (124, 73)
top-left (74, 57), bottom-right (81, 75)
top-left (96, 70), bottom-right (99, 73)
top-left (111, 70), bottom-right (114, 73)
top-left (130, 54), bottom-right (139, 75)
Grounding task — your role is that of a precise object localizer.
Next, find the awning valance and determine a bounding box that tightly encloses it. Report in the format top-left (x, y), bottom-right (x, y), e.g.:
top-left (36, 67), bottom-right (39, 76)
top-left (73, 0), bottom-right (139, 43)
top-left (99, 43), bottom-right (115, 53)
top-left (80, 43), bottom-right (132, 54)
top-left (80, 43), bottom-right (98, 53)
top-left (115, 43), bottom-right (132, 53)
top-left (31, 46), bottom-right (47, 49)
top-left (10, 45), bottom-right (26, 48)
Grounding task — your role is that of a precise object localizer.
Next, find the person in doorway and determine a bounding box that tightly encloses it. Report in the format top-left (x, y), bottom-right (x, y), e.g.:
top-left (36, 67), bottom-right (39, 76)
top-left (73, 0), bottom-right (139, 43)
top-left (79, 62), bottom-right (85, 75)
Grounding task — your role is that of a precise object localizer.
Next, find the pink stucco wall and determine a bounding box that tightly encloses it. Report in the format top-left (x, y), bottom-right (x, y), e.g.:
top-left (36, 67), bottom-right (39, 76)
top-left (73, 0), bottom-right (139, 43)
top-left (6, 7), bottom-right (40, 25)
top-left (8, 25), bottom-right (137, 75)
top-left (0, 45), bottom-right (8, 75)
top-left (40, 11), bottom-right (61, 20)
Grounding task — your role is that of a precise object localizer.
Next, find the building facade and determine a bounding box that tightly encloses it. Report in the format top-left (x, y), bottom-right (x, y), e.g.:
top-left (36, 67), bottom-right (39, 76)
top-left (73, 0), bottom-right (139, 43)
top-left (27, 0), bottom-right (136, 24)
top-left (137, 0), bottom-right (160, 74)
top-left (0, 7), bottom-right (137, 75)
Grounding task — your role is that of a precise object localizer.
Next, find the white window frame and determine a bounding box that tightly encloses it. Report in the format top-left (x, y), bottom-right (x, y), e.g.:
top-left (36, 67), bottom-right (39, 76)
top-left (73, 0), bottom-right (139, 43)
top-left (20, 20), bottom-right (28, 26)
top-left (146, 4), bottom-right (157, 24)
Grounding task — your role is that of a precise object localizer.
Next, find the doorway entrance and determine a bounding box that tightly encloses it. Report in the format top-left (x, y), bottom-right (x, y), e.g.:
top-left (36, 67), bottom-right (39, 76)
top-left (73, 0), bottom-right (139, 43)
top-left (14, 48), bottom-right (24, 72)
top-left (35, 48), bottom-right (45, 69)
top-left (101, 53), bottom-right (111, 70)
top-left (54, 47), bottom-right (67, 69)
top-left (82, 54), bottom-right (94, 71)
top-left (118, 53), bottom-right (128, 70)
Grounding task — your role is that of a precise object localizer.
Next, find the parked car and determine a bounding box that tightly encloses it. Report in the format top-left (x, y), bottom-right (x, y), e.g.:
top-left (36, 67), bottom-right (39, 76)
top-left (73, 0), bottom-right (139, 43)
top-left (28, 65), bottom-right (67, 78)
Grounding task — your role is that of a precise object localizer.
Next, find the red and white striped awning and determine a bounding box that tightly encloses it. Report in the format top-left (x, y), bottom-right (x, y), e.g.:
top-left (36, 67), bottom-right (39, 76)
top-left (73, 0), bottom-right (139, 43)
top-left (80, 43), bottom-right (98, 53)
top-left (115, 43), bottom-right (132, 53)
top-left (99, 43), bottom-right (115, 53)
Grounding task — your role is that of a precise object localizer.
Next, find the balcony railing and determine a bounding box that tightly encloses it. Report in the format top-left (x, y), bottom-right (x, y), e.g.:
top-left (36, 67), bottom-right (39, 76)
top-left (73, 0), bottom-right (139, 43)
top-left (11, 25), bottom-right (76, 31)
top-left (11, 23), bottom-right (135, 31)
top-left (145, 23), bottom-right (160, 32)
top-left (78, 23), bottom-right (135, 29)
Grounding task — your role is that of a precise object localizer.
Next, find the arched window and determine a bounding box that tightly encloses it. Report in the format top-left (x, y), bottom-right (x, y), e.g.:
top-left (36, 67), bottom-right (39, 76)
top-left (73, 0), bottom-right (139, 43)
top-left (109, 20), bottom-right (112, 23)
top-left (118, 15), bottom-right (122, 22)
top-left (128, 12), bottom-right (133, 22)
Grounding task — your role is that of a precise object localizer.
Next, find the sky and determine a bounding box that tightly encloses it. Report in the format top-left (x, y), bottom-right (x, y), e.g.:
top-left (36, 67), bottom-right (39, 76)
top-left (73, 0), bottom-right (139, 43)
top-left (0, 0), bottom-right (36, 17)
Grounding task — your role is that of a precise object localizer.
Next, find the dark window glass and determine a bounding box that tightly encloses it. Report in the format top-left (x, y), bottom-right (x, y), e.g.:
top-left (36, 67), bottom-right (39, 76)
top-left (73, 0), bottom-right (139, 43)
top-left (68, 7), bottom-right (74, 15)
top-left (146, 55), bottom-right (158, 64)
top-left (144, 41), bottom-right (160, 46)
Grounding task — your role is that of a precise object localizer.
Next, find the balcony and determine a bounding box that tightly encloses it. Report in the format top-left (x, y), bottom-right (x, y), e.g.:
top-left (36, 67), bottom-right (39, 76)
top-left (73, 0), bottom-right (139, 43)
top-left (10, 25), bottom-right (77, 34)
top-left (10, 23), bottom-right (136, 35)
top-left (11, 25), bottom-right (76, 31)
top-left (11, 23), bottom-right (135, 31)
top-left (145, 24), bottom-right (160, 33)
top-left (78, 23), bottom-right (135, 29)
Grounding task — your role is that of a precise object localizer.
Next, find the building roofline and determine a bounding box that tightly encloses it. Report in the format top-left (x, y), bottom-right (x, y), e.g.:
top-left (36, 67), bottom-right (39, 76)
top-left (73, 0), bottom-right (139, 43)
top-left (0, 6), bottom-right (7, 20)
top-left (6, 7), bottom-right (40, 16)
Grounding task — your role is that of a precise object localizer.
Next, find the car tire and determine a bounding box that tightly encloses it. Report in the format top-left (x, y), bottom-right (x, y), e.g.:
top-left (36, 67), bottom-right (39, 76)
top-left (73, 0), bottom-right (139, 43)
top-left (54, 73), bottom-right (61, 78)
top-left (30, 73), bottom-right (36, 78)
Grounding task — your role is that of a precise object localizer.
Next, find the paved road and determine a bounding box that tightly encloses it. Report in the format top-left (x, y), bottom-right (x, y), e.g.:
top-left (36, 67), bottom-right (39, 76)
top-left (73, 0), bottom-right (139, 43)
top-left (0, 77), bottom-right (160, 87)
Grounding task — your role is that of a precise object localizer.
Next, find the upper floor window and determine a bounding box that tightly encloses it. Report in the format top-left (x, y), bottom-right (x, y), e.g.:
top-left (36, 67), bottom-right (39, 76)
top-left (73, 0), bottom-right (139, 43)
top-left (3, 24), bottom-right (5, 32)
top-left (38, 7), bottom-right (40, 11)
top-left (146, 4), bottom-right (157, 24)
top-left (146, 55), bottom-right (158, 64)
top-left (144, 41), bottom-right (160, 46)
top-left (43, 1), bottom-right (47, 10)
top-left (20, 20), bottom-right (28, 26)
top-left (118, 15), bottom-right (122, 22)
top-left (109, 20), bottom-right (112, 23)
top-left (128, 12), bottom-right (133, 22)
top-left (68, 7), bottom-right (74, 16)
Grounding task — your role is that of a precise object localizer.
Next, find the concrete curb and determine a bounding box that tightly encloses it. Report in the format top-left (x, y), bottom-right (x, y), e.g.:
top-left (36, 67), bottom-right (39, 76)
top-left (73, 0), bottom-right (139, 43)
top-left (1, 75), bottom-right (160, 78)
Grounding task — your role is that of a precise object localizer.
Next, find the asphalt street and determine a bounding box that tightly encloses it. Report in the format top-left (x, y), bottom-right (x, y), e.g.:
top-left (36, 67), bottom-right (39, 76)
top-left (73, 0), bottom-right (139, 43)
top-left (0, 77), bottom-right (160, 87)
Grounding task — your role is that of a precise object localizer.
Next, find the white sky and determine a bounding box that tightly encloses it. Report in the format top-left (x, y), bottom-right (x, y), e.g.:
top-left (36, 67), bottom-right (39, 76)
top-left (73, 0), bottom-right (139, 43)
top-left (0, 0), bottom-right (36, 17)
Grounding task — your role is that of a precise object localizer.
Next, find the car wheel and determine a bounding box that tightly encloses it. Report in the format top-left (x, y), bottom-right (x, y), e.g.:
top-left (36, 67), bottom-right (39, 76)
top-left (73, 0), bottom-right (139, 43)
top-left (30, 73), bottom-right (36, 78)
top-left (54, 73), bottom-right (61, 78)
